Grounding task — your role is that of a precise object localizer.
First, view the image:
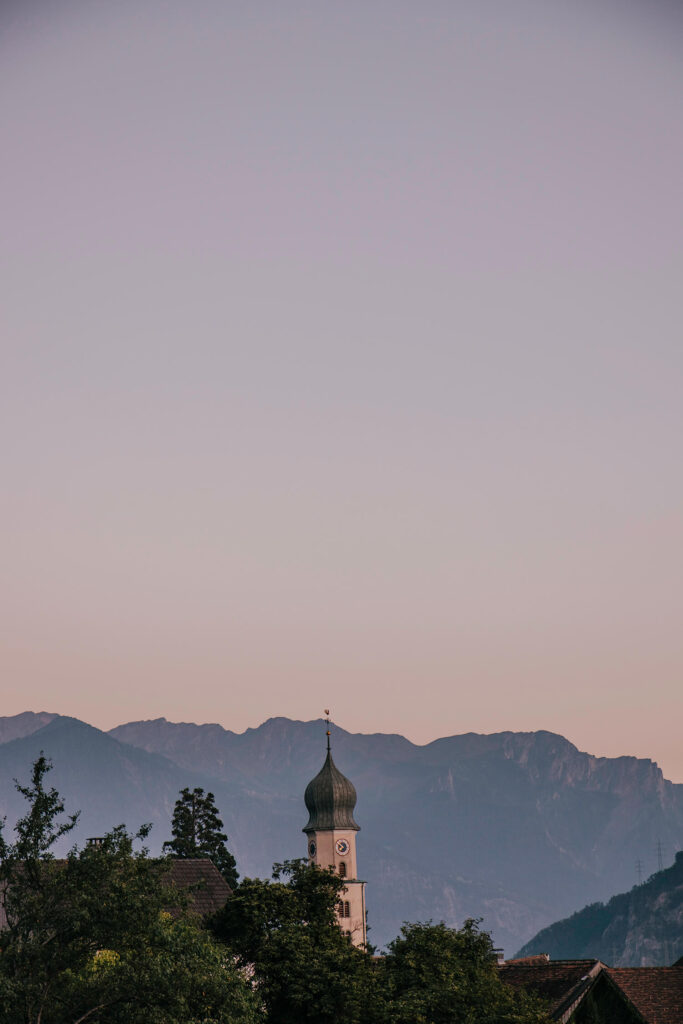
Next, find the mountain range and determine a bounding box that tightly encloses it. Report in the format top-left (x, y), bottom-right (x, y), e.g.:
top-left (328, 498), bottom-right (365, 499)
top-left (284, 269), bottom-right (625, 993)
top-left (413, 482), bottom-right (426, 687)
top-left (0, 712), bottom-right (681, 956)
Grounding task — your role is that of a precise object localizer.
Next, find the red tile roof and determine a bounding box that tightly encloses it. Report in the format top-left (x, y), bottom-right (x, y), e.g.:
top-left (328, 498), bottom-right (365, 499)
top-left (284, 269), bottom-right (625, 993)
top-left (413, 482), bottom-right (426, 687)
top-left (499, 959), bottom-right (602, 1021)
top-left (605, 967), bottom-right (683, 1024)
top-left (165, 858), bottom-right (232, 918)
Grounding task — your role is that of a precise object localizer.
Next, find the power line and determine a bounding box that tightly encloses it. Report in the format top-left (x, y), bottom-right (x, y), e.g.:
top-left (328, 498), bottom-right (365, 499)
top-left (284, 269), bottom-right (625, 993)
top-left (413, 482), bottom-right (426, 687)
top-left (635, 858), bottom-right (644, 885)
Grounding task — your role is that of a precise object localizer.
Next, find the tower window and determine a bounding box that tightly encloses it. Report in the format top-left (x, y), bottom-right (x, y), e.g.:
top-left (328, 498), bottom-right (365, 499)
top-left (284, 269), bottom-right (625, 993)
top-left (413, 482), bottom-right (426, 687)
top-left (339, 861), bottom-right (347, 878)
top-left (344, 901), bottom-right (350, 918)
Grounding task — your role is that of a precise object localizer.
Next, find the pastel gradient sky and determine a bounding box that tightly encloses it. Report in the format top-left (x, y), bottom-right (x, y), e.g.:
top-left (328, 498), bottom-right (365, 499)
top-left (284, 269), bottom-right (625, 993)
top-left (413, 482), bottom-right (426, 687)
top-left (2, 0), bottom-right (682, 778)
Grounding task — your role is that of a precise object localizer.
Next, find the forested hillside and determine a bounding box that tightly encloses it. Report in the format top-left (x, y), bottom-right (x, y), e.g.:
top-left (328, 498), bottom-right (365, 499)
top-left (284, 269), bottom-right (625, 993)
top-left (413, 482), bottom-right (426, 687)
top-left (516, 851), bottom-right (683, 966)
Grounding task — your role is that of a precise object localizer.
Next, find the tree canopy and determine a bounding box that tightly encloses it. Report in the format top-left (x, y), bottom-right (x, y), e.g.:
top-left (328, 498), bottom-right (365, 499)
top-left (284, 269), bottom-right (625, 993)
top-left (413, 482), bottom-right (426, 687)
top-left (211, 861), bottom-right (552, 1024)
top-left (0, 756), bottom-right (257, 1024)
top-left (382, 920), bottom-right (551, 1024)
top-left (164, 786), bottom-right (239, 889)
top-left (211, 859), bottom-right (382, 1024)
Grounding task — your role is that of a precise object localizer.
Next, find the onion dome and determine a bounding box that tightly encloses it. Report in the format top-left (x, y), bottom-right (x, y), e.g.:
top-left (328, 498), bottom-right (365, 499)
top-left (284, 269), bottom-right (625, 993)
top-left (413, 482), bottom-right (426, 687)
top-left (303, 742), bottom-right (360, 834)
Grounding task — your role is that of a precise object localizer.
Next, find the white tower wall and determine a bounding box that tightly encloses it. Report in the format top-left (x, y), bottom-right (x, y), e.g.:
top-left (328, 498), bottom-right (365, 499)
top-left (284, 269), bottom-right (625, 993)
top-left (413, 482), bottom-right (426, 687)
top-left (307, 827), bottom-right (366, 946)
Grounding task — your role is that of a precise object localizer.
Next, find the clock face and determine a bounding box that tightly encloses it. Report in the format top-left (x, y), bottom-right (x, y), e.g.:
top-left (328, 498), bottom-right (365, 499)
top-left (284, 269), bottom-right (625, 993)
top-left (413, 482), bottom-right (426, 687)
top-left (335, 838), bottom-right (350, 856)
top-left (308, 840), bottom-right (317, 858)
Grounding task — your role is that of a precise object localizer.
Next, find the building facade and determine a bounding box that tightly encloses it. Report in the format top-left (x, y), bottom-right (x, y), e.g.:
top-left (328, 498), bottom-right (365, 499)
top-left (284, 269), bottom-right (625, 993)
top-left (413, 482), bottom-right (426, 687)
top-left (303, 727), bottom-right (367, 947)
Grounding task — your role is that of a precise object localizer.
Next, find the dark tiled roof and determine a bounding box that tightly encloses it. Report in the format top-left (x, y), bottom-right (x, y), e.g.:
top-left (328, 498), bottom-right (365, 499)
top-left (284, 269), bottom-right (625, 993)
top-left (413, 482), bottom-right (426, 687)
top-left (165, 858), bottom-right (232, 918)
top-left (499, 959), bottom-right (602, 1020)
top-left (605, 967), bottom-right (683, 1024)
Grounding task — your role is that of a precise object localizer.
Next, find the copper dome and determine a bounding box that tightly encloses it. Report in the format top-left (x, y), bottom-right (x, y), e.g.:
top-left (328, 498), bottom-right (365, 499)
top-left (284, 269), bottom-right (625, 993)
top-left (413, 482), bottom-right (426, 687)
top-left (302, 749), bottom-right (360, 833)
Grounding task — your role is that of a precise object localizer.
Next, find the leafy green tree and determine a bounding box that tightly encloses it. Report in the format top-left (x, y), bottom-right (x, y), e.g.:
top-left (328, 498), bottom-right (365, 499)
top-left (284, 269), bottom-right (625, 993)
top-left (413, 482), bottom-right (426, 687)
top-left (211, 859), bottom-right (382, 1024)
top-left (64, 904), bottom-right (260, 1024)
top-left (164, 786), bottom-right (239, 889)
top-left (0, 751), bottom-right (80, 863)
top-left (383, 919), bottom-right (552, 1024)
top-left (0, 756), bottom-right (259, 1024)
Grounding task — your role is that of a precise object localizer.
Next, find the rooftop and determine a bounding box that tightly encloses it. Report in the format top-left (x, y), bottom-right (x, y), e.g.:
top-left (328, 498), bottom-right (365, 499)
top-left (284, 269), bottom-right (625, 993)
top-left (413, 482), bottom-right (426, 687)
top-left (165, 858), bottom-right (232, 917)
top-left (499, 957), bottom-right (602, 1020)
top-left (500, 956), bottom-right (683, 1024)
top-left (303, 746), bottom-right (360, 834)
top-left (605, 967), bottom-right (683, 1024)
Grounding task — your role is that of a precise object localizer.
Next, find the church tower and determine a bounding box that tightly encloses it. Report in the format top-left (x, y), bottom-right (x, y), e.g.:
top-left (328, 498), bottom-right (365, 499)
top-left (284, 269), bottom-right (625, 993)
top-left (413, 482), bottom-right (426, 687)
top-left (303, 718), bottom-right (367, 947)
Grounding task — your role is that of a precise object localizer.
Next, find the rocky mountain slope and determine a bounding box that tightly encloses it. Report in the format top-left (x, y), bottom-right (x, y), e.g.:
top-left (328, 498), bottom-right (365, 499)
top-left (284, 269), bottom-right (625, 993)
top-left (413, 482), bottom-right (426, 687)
top-left (516, 850), bottom-right (683, 966)
top-left (1, 712), bottom-right (681, 956)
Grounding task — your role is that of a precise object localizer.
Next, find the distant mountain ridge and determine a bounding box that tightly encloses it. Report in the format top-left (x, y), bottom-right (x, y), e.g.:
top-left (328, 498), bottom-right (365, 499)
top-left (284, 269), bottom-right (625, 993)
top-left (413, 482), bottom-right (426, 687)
top-left (1, 712), bottom-right (681, 957)
top-left (516, 850), bottom-right (683, 966)
top-left (0, 710), bottom-right (58, 745)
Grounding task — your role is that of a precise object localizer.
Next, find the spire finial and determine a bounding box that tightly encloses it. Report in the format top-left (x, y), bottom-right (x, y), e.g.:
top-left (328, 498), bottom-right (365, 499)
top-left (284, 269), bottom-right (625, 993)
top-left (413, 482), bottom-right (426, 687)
top-left (324, 709), bottom-right (331, 751)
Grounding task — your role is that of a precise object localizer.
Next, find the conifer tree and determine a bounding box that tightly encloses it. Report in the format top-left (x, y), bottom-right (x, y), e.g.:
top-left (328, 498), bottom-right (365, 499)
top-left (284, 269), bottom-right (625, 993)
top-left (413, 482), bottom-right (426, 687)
top-left (164, 786), bottom-right (239, 888)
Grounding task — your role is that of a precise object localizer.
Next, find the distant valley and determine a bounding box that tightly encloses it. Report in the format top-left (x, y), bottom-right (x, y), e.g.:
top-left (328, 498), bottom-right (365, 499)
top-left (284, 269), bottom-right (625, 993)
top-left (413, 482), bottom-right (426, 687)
top-left (0, 712), bottom-right (681, 955)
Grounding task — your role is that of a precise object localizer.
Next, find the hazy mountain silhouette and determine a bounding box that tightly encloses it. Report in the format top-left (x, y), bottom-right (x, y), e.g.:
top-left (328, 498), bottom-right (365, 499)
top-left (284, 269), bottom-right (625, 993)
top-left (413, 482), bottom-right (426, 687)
top-left (1, 713), bottom-right (681, 955)
top-left (516, 850), bottom-right (683, 965)
top-left (0, 710), bottom-right (58, 744)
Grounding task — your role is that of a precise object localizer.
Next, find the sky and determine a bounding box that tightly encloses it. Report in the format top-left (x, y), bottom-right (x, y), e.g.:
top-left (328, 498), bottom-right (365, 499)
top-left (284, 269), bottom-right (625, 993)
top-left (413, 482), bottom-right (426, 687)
top-left (2, 0), bottom-right (682, 780)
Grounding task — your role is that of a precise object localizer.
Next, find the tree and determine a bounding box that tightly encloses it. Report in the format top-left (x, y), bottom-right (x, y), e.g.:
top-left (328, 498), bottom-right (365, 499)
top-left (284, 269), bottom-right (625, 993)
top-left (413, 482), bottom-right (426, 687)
top-left (0, 756), bottom-right (259, 1024)
top-left (209, 864), bottom-right (551, 1024)
top-left (211, 859), bottom-right (382, 1024)
top-left (164, 787), bottom-right (239, 889)
top-left (382, 919), bottom-right (551, 1024)
top-left (0, 754), bottom-right (82, 1023)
